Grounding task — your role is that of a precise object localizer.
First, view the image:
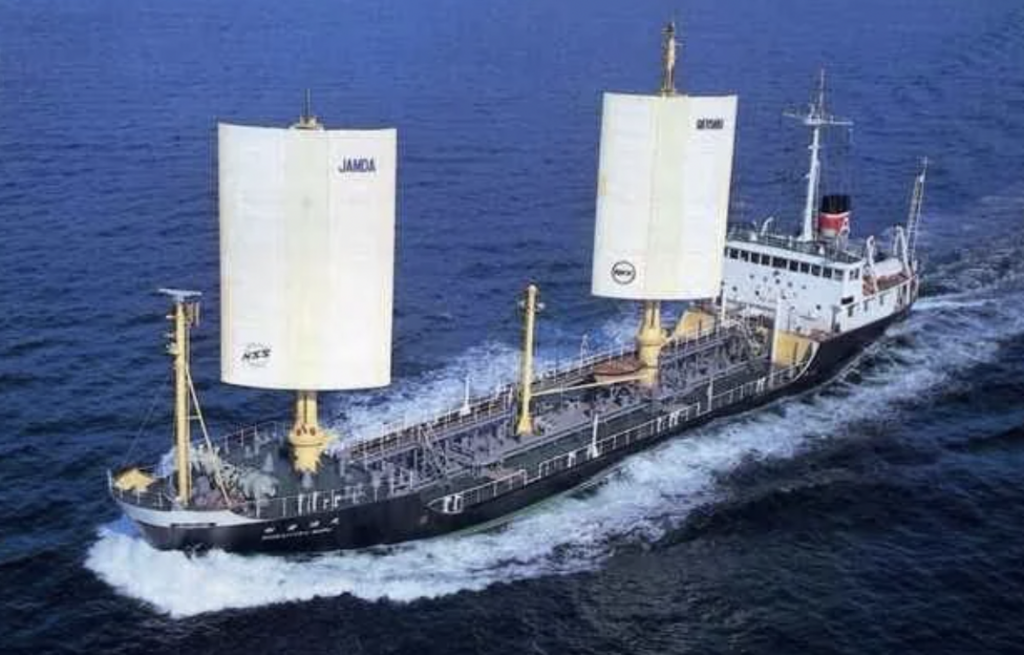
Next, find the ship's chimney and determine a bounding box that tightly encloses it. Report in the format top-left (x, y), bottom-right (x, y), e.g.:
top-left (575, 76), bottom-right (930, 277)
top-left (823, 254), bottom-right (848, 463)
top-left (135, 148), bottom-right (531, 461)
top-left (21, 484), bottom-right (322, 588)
top-left (818, 194), bottom-right (851, 240)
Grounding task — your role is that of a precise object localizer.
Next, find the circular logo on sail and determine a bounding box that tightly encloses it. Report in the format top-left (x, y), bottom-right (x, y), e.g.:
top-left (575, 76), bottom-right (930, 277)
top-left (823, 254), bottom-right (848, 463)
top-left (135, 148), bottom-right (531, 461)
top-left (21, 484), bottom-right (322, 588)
top-left (611, 260), bottom-right (636, 285)
top-left (241, 343), bottom-right (271, 368)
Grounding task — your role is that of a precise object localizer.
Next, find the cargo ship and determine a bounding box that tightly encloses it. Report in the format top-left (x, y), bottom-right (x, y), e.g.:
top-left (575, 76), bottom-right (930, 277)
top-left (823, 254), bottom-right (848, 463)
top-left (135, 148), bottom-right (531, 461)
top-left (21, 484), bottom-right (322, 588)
top-left (109, 23), bottom-right (928, 553)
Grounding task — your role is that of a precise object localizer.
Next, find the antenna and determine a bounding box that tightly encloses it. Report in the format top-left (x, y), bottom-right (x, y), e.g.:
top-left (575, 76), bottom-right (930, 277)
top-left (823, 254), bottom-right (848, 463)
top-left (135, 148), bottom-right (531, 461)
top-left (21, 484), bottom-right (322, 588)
top-left (784, 69), bottom-right (853, 242)
top-left (292, 89), bottom-right (323, 130)
top-left (906, 157), bottom-right (929, 263)
top-left (659, 20), bottom-right (680, 96)
top-left (158, 288), bottom-right (202, 303)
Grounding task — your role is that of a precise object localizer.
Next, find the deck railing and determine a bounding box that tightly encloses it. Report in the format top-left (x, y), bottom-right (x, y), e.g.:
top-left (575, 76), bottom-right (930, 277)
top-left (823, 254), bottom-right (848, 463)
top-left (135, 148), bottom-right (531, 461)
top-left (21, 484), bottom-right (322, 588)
top-left (115, 357), bottom-right (808, 522)
top-left (115, 314), bottom-right (802, 522)
top-left (214, 421), bottom-right (284, 460)
top-left (177, 318), bottom-right (741, 472)
top-left (108, 480), bottom-right (175, 510)
top-left (348, 318), bottom-right (737, 460)
top-left (430, 357), bottom-right (809, 515)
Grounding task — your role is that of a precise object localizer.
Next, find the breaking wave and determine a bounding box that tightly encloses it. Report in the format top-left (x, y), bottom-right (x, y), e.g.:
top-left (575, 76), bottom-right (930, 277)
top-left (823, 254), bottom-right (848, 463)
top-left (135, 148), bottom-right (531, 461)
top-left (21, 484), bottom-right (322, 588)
top-left (85, 270), bottom-right (1024, 617)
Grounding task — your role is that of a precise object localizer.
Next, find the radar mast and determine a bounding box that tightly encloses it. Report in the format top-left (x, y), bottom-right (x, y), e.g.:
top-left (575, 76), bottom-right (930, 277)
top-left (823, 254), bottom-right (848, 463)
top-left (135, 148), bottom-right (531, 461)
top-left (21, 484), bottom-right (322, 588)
top-left (785, 70), bottom-right (852, 242)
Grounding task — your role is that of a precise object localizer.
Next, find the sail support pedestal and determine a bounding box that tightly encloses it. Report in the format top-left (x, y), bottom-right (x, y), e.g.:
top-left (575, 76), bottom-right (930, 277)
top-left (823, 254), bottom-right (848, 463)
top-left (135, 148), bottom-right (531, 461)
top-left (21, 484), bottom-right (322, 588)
top-left (637, 300), bottom-right (666, 388)
top-left (289, 390), bottom-right (327, 473)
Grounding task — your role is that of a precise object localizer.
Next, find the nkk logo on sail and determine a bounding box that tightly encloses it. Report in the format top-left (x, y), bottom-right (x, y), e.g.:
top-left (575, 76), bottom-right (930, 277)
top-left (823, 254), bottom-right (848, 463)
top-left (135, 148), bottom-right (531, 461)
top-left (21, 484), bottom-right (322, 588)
top-left (337, 158), bottom-right (377, 174)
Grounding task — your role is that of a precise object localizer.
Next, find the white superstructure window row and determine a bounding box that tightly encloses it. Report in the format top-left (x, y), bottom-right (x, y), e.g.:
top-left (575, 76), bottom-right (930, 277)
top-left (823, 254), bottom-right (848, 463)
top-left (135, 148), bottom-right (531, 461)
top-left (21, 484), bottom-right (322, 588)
top-left (725, 246), bottom-right (860, 282)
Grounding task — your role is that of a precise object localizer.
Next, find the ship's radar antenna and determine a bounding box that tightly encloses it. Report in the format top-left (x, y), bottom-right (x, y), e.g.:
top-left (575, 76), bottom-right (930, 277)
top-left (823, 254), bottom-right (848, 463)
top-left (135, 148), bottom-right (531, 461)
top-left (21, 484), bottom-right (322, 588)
top-left (784, 69), bottom-right (852, 242)
top-left (293, 89), bottom-right (323, 130)
top-left (659, 20), bottom-right (680, 96)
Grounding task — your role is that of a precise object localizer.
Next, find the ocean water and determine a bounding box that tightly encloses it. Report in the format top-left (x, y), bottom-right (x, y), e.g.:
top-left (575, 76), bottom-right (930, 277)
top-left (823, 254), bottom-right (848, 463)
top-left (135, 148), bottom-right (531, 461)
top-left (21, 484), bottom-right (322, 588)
top-left (3, 0), bottom-right (1024, 653)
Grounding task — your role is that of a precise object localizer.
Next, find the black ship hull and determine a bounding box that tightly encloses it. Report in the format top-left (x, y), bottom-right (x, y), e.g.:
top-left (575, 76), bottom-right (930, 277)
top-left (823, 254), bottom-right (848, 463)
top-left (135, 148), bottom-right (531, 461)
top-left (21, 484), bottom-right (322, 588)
top-left (125, 308), bottom-right (909, 554)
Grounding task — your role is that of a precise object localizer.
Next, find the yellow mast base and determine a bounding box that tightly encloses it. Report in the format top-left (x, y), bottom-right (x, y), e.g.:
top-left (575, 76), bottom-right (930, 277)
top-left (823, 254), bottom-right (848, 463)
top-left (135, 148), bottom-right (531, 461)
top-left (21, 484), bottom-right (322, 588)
top-left (288, 390), bottom-right (328, 473)
top-left (636, 300), bottom-right (666, 388)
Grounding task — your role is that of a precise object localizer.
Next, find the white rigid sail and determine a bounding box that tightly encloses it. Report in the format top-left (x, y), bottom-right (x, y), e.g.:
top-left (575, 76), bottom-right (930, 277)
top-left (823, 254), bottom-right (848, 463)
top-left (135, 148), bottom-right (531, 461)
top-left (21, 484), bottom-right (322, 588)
top-left (218, 123), bottom-right (397, 390)
top-left (592, 92), bottom-right (738, 301)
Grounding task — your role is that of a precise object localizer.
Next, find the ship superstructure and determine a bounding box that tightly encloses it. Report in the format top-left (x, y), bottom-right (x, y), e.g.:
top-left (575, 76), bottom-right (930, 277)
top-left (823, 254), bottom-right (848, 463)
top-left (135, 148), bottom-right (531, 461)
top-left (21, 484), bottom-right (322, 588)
top-left (721, 71), bottom-right (925, 351)
top-left (109, 25), bottom-right (927, 554)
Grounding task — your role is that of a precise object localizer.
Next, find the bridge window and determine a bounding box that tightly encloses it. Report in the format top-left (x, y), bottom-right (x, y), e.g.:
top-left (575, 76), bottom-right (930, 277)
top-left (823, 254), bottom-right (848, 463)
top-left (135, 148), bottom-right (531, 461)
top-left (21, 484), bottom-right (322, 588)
top-left (788, 260), bottom-right (799, 272)
top-left (741, 250), bottom-right (750, 262)
top-left (811, 265), bottom-right (822, 276)
top-left (772, 257), bottom-right (787, 269)
top-left (751, 253), bottom-right (761, 265)
top-left (799, 262), bottom-right (809, 274)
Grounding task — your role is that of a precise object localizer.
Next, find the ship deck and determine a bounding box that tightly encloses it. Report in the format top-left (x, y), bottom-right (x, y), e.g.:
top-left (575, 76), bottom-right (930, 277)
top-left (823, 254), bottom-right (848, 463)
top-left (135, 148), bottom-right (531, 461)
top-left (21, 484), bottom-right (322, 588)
top-left (112, 315), bottom-right (804, 523)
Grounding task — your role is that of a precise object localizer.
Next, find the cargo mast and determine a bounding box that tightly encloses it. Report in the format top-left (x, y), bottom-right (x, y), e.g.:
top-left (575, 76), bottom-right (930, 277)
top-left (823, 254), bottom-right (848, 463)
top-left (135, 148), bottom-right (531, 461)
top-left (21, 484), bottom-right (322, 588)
top-left (159, 288), bottom-right (201, 505)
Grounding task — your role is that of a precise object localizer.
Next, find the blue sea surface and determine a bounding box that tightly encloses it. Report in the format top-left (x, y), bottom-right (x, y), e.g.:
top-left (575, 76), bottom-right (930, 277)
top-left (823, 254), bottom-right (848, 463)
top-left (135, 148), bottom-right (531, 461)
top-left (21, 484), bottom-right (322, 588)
top-left (2, 0), bottom-right (1024, 652)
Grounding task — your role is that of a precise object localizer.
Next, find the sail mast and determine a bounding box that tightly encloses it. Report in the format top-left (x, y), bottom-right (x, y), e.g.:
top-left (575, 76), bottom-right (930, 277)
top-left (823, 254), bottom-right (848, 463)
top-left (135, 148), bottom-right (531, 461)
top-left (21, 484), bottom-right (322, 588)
top-left (659, 20), bottom-right (679, 96)
top-left (633, 20), bottom-right (681, 387)
top-left (591, 21), bottom-right (737, 388)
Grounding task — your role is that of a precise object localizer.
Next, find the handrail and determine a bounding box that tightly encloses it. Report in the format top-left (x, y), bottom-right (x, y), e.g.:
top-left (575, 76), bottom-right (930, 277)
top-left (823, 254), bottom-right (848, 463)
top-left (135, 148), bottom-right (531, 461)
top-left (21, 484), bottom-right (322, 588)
top-left (178, 320), bottom-right (742, 469)
top-left (116, 317), bottom-right (815, 522)
top-left (432, 351), bottom-right (815, 515)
